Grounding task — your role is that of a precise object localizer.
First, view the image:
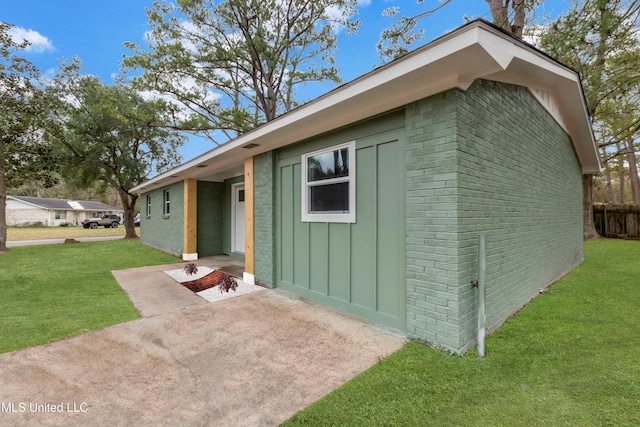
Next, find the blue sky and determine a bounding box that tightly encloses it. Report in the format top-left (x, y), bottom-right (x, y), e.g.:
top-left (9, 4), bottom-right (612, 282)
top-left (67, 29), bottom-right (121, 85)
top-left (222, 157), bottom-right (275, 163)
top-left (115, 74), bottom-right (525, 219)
top-left (3, 0), bottom-right (569, 160)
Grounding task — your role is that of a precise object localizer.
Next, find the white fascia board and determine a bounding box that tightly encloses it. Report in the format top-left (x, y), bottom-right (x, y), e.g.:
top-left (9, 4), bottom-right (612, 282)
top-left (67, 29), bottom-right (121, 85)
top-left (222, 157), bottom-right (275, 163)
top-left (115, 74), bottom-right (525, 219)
top-left (132, 25), bottom-right (499, 195)
top-left (132, 20), bottom-right (601, 194)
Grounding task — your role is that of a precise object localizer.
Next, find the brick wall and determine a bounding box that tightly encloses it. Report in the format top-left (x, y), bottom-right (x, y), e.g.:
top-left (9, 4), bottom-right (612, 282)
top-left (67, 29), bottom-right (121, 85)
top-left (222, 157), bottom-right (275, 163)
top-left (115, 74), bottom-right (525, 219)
top-left (455, 80), bottom-right (583, 350)
top-left (405, 80), bottom-right (583, 353)
top-left (6, 208), bottom-right (49, 226)
top-left (405, 89), bottom-right (462, 350)
top-left (253, 152), bottom-right (276, 288)
top-left (140, 181), bottom-right (185, 257)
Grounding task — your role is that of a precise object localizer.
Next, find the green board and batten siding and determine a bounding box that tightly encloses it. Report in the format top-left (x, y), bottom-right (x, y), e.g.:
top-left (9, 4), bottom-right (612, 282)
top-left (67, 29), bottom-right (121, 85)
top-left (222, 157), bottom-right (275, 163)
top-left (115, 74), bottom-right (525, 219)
top-left (273, 113), bottom-right (407, 330)
top-left (196, 181), bottom-right (224, 257)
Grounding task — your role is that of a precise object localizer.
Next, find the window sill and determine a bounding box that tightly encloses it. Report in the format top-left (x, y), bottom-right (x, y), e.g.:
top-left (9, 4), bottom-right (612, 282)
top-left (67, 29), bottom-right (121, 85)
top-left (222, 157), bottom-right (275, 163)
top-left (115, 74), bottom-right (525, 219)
top-left (302, 213), bottom-right (355, 223)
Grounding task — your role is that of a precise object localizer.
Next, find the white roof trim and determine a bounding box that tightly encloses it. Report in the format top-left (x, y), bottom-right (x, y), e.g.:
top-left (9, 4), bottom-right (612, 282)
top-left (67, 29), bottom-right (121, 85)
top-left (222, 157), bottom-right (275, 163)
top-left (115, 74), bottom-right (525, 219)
top-left (6, 196), bottom-right (45, 210)
top-left (132, 20), bottom-right (601, 194)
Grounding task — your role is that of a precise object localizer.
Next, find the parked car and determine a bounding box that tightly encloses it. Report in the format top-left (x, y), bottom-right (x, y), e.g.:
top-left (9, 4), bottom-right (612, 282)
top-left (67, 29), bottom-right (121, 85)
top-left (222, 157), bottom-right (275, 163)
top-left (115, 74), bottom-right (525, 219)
top-left (134, 213), bottom-right (140, 227)
top-left (82, 214), bottom-right (121, 229)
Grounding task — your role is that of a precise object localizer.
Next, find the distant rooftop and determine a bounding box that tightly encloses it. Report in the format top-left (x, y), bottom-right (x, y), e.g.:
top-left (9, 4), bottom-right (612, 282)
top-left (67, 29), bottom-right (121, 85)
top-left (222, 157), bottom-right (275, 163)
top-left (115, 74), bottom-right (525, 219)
top-left (8, 196), bottom-right (122, 212)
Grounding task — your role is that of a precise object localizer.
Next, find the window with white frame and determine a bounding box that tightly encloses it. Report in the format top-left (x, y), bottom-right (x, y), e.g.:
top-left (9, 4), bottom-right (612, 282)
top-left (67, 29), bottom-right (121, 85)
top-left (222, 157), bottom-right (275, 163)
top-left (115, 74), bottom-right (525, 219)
top-left (301, 141), bottom-right (356, 223)
top-left (146, 194), bottom-right (152, 218)
top-left (163, 190), bottom-right (170, 216)
top-left (55, 211), bottom-right (66, 220)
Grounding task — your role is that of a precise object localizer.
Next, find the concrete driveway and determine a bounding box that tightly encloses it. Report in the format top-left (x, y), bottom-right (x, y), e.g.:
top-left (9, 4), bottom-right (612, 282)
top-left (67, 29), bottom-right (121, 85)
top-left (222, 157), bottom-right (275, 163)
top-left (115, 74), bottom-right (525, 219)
top-left (0, 262), bottom-right (407, 426)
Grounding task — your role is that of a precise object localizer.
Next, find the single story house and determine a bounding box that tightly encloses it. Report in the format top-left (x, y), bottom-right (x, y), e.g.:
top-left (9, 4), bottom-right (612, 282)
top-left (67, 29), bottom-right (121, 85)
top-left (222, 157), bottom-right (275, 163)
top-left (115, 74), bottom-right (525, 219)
top-left (131, 20), bottom-right (601, 353)
top-left (6, 196), bottom-right (123, 227)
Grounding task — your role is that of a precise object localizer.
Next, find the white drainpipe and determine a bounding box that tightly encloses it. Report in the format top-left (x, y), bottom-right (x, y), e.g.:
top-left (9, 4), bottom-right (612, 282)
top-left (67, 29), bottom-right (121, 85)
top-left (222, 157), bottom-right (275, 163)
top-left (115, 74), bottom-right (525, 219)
top-left (476, 234), bottom-right (487, 357)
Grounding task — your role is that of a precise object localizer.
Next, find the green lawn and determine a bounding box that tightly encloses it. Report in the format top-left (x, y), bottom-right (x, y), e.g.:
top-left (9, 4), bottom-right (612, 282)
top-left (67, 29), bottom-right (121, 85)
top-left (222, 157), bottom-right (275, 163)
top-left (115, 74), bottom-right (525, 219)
top-left (284, 239), bottom-right (640, 426)
top-left (0, 239), bottom-right (179, 354)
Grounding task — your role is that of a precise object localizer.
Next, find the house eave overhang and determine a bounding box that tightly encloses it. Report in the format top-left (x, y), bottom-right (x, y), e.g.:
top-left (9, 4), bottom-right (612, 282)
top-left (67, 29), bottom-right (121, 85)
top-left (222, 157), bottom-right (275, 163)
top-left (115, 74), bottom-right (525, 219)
top-left (131, 20), bottom-right (601, 195)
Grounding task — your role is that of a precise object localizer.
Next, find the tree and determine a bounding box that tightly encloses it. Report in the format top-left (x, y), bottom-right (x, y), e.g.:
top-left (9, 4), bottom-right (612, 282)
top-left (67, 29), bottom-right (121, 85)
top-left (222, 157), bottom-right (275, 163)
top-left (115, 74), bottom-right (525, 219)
top-left (540, 0), bottom-right (640, 238)
top-left (0, 22), bottom-right (57, 252)
top-left (377, 0), bottom-right (539, 62)
top-left (123, 0), bottom-right (359, 145)
top-left (45, 60), bottom-right (185, 238)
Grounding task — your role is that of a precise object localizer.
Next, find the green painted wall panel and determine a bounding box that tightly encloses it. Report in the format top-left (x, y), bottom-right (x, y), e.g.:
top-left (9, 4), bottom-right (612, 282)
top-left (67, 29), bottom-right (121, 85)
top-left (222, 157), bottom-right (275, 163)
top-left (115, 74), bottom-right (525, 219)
top-left (292, 163), bottom-right (310, 288)
top-left (278, 111), bottom-right (405, 162)
top-left (328, 223), bottom-right (350, 301)
top-left (276, 119), bottom-right (406, 331)
top-left (197, 181), bottom-right (223, 257)
top-left (351, 145), bottom-right (376, 310)
top-left (309, 223), bottom-right (328, 294)
top-left (279, 164), bottom-right (294, 284)
top-left (376, 140), bottom-right (404, 318)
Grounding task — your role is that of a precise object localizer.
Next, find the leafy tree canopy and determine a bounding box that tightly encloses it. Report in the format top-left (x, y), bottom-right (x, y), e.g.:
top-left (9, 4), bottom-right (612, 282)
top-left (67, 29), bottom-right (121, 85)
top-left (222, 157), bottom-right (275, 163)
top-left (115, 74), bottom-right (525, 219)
top-left (1, 22), bottom-right (56, 251)
top-left (123, 0), bottom-right (360, 145)
top-left (540, 0), bottom-right (640, 236)
top-left (45, 59), bottom-right (186, 237)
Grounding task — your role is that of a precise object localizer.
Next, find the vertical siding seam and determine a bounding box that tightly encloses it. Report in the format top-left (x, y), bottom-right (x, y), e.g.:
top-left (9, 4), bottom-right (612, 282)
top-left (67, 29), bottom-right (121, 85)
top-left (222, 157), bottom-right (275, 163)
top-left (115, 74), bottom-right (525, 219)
top-left (373, 144), bottom-right (379, 312)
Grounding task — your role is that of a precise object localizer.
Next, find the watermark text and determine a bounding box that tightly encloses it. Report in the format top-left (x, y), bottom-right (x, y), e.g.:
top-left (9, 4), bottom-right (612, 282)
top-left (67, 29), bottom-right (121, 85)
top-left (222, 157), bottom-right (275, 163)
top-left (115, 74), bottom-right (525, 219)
top-left (1, 401), bottom-right (88, 413)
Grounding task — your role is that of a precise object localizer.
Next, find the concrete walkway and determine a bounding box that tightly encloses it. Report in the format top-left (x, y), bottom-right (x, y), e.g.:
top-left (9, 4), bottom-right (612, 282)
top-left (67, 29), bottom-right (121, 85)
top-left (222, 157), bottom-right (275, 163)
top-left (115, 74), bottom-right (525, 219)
top-left (111, 255), bottom-right (245, 318)
top-left (0, 261), bottom-right (407, 426)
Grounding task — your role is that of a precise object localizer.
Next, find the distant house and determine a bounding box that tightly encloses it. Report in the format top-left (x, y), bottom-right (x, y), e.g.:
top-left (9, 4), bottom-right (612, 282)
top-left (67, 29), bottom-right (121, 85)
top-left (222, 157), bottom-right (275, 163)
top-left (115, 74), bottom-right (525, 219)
top-left (131, 20), bottom-right (601, 353)
top-left (6, 196), bottom-right (123, 227)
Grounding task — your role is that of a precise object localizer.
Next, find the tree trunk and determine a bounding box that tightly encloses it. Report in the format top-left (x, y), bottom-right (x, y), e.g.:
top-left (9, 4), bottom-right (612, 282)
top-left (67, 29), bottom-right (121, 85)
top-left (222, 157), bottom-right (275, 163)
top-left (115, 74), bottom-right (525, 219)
top-left (485, 0), bottom-right (511, 34)
top-left (583, 174), bottom-right (600, 239)
top-left (0, 138), bottom-right (8, 252)
top-left (617, 142), bottom-right (625, 203)
top-left (603, 147), bottom-right (615, 203)
top-left (511, 0), bottom-right (526, 38)
top-left (605, 163), bottom-right (615, 203)
top-left (625, 138), bottom-right (640, 204)
top-left (119, 189), bottom-right (138, 239)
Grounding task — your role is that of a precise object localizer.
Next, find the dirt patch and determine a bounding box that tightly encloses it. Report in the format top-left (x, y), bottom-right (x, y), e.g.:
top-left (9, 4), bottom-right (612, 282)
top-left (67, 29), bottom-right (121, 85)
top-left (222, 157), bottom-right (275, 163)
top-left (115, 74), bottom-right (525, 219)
top-left (181, 270), bottom-right (237, 293)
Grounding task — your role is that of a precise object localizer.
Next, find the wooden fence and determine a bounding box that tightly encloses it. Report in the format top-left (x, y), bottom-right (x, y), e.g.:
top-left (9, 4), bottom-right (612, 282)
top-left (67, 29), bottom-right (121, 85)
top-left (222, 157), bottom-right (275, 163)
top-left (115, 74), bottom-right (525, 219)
top-left (593, 204), bottom-right (640, 239)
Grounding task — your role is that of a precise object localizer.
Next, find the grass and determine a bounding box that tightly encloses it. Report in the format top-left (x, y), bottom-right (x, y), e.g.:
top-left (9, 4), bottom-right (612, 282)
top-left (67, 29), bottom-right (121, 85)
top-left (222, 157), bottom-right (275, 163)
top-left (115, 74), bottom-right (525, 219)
top-left (0, 239), bottom-right (179, 354)
top-left (7, 225), bottom-right (126, 241)
top-left (283, 239), bottom-right (640, 426)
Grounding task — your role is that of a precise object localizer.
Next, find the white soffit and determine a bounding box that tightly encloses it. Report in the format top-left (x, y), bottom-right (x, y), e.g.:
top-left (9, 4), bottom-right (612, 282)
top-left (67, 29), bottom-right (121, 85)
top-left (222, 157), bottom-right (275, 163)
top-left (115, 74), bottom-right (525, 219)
top-left (132, 20), bottom-right (600, 194)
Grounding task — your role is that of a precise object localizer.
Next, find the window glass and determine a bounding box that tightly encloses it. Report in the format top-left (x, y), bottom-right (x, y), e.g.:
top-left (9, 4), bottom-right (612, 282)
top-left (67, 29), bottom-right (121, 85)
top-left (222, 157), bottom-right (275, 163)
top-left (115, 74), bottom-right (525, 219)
top-left (301, 141), bottom-right (355, 223)
top-left (163, 190), bottom-right (170, 216)
top-left (146, 195), bottom-right (151, 217)
top-left (310, 183), bottom-right (349, 213)
top-left (307, 148), bottom-right (349, 182)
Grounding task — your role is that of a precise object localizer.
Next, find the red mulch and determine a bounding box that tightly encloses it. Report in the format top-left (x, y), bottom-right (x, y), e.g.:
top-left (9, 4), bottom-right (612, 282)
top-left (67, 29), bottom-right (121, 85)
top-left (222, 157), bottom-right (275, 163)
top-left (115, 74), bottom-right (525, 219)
top-left (182, 270), bottom-right (234, 293)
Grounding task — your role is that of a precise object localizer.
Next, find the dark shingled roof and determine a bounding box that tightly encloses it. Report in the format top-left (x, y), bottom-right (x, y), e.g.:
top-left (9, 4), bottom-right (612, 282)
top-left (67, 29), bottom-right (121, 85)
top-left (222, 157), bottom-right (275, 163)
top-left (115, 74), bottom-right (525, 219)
top-left (8, 196), bottom-right (122, 212)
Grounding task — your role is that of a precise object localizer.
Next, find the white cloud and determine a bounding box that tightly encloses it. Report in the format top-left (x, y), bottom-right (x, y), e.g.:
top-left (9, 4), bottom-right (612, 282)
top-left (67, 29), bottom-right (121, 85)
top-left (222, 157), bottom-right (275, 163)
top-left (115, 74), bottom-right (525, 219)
top-left (523, 23), bottom-right (546, 48)
top-left (8, 27), bottom-right (55, 53)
